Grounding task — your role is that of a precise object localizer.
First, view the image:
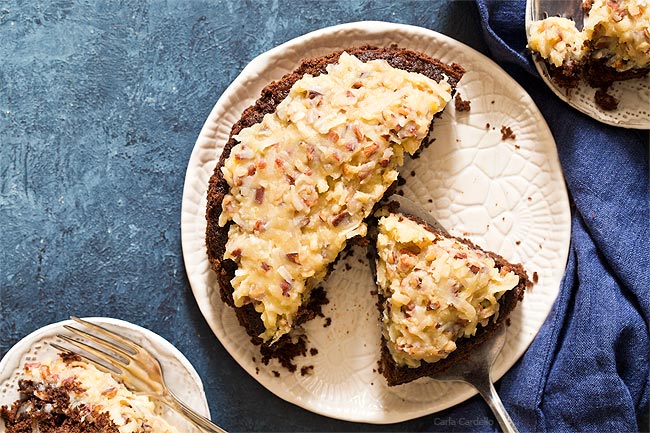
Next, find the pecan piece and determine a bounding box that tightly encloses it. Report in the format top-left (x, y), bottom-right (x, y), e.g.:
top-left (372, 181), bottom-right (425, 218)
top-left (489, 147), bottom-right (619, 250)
top-left (352, 124), bottom-right (364, 142)
top-left (331, 211), bottom-right (350, 227)
top-left (307, 90), bottom-right (322, 99)
top-left (253, 220), bottom-right (266, 233)
top-left (363, 143), bottom-right (379, 157)
top-left (101, 387), bottom-right (118, 398)
top-left (255, 186), bottom-right (265, 204)
top-left (286, 252), bottom-right (301, 265)
top-left (280, 279), bottom-right (291, 297)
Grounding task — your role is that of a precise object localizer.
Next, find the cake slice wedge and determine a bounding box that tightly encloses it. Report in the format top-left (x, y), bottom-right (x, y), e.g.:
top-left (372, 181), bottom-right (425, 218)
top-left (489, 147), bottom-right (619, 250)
top-left (206, 46), bottom-right (465, 349)
top-left (370, 202), bottom-right (529, 386)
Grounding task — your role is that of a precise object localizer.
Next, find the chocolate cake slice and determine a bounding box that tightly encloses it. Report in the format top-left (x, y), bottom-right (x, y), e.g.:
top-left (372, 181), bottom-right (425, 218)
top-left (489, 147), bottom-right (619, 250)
top-left (369, 203), bottom-right (529, 386)
top-left (205, 46), bottom-right (464, 352)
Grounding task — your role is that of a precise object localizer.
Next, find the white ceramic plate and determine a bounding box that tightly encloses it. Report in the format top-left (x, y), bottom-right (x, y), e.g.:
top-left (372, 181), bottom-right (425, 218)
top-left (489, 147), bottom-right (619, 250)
top-left (0, 317), bottom-right (211, 432)
top-left (181, 21), bottom-right (571, 424)
top-left (525, 0), bottom-right (650, 129)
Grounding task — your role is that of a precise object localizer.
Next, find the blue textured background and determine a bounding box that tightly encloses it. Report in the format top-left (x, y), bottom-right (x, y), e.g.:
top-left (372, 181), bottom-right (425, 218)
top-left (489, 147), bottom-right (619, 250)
top-left (1, 1), bottom-right (494, 431)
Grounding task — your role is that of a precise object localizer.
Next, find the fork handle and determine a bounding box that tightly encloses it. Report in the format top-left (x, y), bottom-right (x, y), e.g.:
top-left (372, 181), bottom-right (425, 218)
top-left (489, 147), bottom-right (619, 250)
top-left (472, 375), bottom-right (519, 433)
top-left (162, 391), bottom-right (228, 433)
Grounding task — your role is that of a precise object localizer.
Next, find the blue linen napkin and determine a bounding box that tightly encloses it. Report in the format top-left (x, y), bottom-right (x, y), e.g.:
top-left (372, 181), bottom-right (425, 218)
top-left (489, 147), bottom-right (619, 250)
top-left (427, 1), bottom-right (649, 432)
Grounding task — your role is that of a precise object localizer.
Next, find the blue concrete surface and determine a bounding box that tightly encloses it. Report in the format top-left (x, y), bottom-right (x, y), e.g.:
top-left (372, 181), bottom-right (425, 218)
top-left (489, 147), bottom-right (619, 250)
top-left (0, 1), bottom-right (491, 431)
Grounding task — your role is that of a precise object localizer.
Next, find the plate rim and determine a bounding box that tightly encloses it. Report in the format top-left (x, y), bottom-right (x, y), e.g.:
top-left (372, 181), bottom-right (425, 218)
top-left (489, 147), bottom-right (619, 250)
top-left (181, 20), bottom-right (571, 424)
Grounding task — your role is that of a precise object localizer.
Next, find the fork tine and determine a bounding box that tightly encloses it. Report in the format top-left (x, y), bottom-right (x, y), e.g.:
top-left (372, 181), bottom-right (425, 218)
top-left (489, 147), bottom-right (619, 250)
top-left (63, 324), bottom-right (135, 361)
top-left (57, 334), bottom-right (128, 371)
top-left (49, 342), bottom-right (119, 375)
top-left (70, 316), bottom-right (141, 354)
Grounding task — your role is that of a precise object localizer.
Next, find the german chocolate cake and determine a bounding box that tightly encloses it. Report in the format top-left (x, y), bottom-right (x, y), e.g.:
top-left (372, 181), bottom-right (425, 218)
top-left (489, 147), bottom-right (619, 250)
top-left (205, 46), bottom-right (465, 351)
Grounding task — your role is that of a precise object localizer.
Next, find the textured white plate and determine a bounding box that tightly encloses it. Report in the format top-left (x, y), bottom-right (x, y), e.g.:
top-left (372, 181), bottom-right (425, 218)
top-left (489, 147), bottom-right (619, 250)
top-left (525, 0), bottom-right (650, 129)
top-left (0, 317), bottom-right (211, 432)
top-left (181, 21), bottom-right (571, 424)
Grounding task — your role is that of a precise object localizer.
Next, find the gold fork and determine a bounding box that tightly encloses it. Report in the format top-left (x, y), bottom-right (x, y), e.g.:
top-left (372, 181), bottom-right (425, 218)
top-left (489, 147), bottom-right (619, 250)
top-left (51, 316), bottom-right (227, 433)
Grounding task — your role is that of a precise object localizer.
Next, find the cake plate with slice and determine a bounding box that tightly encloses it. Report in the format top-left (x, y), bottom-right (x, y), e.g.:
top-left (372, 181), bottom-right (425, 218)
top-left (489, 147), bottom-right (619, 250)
top-left (0, 318), bottom-right (212, 432)
top-left (182, 21), bottom-right (572, 423)
top-left (525, 0), bottom-right (650, 128)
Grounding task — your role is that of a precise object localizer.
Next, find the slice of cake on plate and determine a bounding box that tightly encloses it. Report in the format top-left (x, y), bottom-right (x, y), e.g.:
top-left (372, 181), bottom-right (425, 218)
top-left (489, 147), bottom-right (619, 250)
top-left (370, 204), bottom-right (529, 386)
top-left (0, 352), bottom-right (179, 433)
top-left (527, 0), bottom-right (649, 109)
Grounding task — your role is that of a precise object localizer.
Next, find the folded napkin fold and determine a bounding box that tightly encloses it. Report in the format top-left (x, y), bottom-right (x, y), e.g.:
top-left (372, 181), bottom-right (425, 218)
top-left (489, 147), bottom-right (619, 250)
top-left (425, 1), bottom-right (649, 431)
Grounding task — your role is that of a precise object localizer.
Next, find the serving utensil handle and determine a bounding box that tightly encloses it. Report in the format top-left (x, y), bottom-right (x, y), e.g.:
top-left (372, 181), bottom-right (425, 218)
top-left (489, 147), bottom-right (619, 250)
top-left (473, 374), bottom-right (519, 433)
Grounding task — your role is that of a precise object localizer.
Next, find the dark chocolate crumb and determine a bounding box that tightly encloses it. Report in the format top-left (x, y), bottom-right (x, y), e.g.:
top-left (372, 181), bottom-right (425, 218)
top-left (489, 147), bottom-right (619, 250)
top-left (595, 87), bottom-right (619, 111)
top-left (300, 365), bottom-right (314, 376)
top-left (500, 125), bottom-right (516, 140)
top-left (272, 370), bottom-right (280, 378)
top-left (309, 348), bottom-right (318, 356)
top-left (454, 93), bottom-right (471, 112)
top-left (516, 240), bottom-right (521, 246)
top-left (506, 318), bottom-right (512, 327)
top-left (323, 317), bottom-right (332, 328)
top-left (533, 271), bottom-right (539, 284)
